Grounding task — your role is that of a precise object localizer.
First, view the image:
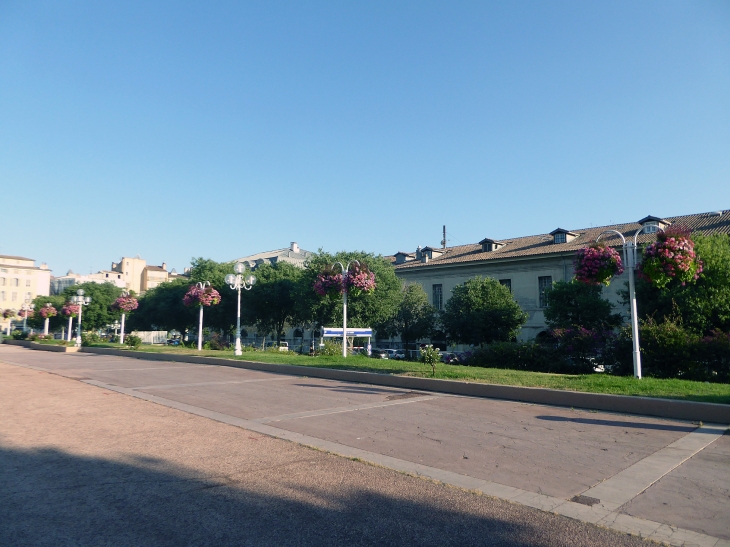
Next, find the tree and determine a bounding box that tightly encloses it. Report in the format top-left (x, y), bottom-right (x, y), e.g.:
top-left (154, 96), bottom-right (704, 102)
top-left (61, 282), bottom-right (122, 330)
top-left (241, 262), bottom-right (302, 343)
top-left (126, 279), bottom-right (197, 335)
top-left (440, 276), bottom-right (527, 346)
top-left (376, 283), bottom-right (436, 349)
top-left (298, 250), bottom-right (401, 334)
top-left (188, 257), bottom-right (235, 332)
top-left (544, 280), bottom-right (622, 331)
top-left (27, 295), bottom-right (67, 332)
top-left (634, 233), bottom-right (730, 335)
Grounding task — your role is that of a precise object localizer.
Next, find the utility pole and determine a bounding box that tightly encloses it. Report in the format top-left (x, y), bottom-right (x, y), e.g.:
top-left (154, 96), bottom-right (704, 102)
top-left (441, 225), bottom-right (447, 249)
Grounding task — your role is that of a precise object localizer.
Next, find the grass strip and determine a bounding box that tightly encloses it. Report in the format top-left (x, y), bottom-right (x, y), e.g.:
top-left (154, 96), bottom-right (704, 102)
top-left (88, 343), bottom-right (730, 404)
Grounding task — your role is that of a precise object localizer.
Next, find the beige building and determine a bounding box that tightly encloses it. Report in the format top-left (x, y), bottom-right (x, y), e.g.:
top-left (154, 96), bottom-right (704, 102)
top-left (231, 242), bottom-right (313, 270)
top-left (0, 254), bottom-right (51, 331)
top-left (392, 210), bottom-right (730, 344)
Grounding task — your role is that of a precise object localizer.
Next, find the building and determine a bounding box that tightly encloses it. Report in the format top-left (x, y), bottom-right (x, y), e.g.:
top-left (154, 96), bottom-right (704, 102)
top-left (391, 210), bottom-right (730, 343)
top-left (0, 254), bottom-right (51, 331)
top-left (231, 242), bottom-right (313, 270)
top-left (50, 257), bottom-right (187, 295)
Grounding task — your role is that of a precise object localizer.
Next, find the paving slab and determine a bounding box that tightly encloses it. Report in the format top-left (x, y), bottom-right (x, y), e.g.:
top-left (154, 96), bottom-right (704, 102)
top-left (620, 432), bottom-right (730, 540)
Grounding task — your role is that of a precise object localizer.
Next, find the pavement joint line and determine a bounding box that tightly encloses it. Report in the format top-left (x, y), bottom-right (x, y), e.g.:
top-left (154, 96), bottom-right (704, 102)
top-left (250, 395), bottom-right (442, 424)
top-left (133, 377), bottom-right (297, 390)
top-left (78, 376), bottom-right (727, 547)
top-left (579, 422), bottom-right (729, 512)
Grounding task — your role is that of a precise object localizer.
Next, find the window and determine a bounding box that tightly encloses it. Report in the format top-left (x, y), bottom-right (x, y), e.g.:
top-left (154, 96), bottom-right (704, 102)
top-left (0, 291), bottom-right (5, 301)
top-left (432, 284), bottom-right (443, 311)
top-left (538, 276), bottom-right (552, 307)
top-left (643, 221), bottom-right (659, 234)
top-left (105, 273), bottom-right (109, 278)
top-left (13, 278), bottom-right (19, 287)
top-left (0, 278), bottom-right (5, 286)
top-left (553, 233), bottom-right (566, 244)
top-left (11, 292), bottom-right (18, 301)
top-left (24, 292), bottom-right (31, 301)
top-left (499, 279), bottom-right (512, 292)
top-left (26, 279), bottom-right (31, 286)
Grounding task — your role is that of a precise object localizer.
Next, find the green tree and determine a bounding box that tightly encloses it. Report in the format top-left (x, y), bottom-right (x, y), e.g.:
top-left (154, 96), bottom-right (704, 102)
top-left (188, 257), bottom-right (235, 332)
top-left (298, 250), bottom-right (401, 333)
top-left (242, 262), bottom-right (302, 343)
top-left (440, 276), bottom-right (527, 346)
top-left (634, 233), bottom-right (730, 334)
top-left (126, 279), bottom-right (197, 335)
top-left (61, 282), bottom-right (122, 330)
top-left (27, 295), bottom-right (67, 332)
top-left (376, 283), bottom-right (436, 349)
top-left (544, 280), bottom-right (622, 330)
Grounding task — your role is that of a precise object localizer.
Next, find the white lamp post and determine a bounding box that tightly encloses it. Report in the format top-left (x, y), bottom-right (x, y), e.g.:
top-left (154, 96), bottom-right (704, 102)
top-left (119, 291), bottom-right (129, 345)
top-left (331, 260), bottom-right (359, 358)
top-left (43, 303), bottom-right (52, 335)
top-left (6, 309), bottom-right (17, 335)
top-left (21, 300), bottom-right (35, 333)
top-left (111, 320), bottom-right (121, 337)
top-left (71, 289), bottom-right (92, 348)
top-left (195, 281), bottom-right (209, 351)
top-left (225, 263), bottom-right (256, 356)
top-left (596, 225), bottom-right (663, 379)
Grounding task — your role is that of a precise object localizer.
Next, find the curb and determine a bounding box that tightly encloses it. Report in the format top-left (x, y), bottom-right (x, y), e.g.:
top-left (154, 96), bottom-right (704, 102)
top-left (79, 346), bottom-right (730, 423)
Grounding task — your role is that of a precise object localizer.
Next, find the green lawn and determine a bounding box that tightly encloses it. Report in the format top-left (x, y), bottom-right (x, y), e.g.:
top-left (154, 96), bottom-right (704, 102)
top-left (88, 343), bottom-right (730, 404)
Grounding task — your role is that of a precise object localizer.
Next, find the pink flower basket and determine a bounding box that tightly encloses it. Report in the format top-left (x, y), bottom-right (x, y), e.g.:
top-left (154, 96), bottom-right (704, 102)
top-left (39, 306), bottom-right (58, 319)
top-left (62, 303), bottom-right (80, 318)
top-left (113, 295), bottom-right (139, 312)
top-left (639, 225), bottom-right (703, 289)
top-left (183, 285), bottom-right (221, 307)
top-left (574, 243), bottom-right (624, 286)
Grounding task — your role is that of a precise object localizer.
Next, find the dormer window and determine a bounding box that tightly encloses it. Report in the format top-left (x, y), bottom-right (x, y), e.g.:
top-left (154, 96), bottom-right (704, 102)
top-left (479, 238), bottom-right (504, 252)
top-left (394, 252), bottom-right (415, 265)
top-left (638, 216), bottom-right (670, 234)
top-left (421, 246), bottom-right (444, 260)
top-left (549, 228), bottom-right (578, 244)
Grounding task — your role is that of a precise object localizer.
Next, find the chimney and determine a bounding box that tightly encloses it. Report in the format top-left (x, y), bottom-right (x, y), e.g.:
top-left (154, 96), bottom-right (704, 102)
top-left (290, 242), bottom-right (299, 253)
top-left (162, 262), bottom-right (167, 271)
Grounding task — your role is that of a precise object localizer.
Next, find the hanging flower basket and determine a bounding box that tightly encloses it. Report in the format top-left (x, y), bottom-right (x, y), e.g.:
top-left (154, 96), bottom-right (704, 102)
top-left (18, 309), bottom-right (34, 319)
top-left (344, 262), bottom-right (376, 296)
top-left (2, 309), bottom-right (16, 319)
top-left (183, 285), bottom-right (221, 307)
top-left (62, 303), bottom-right (80, 318)
top-left (574, 243), bottom-right (624, 286)
top-left (39, 306), bottom-right (58, 319)
top-left (113, 295), bottom-right (139, 312)
top-left (639, 225), bottom-right (703, 289)
top-left (314, 265), bottom-right (345, 297)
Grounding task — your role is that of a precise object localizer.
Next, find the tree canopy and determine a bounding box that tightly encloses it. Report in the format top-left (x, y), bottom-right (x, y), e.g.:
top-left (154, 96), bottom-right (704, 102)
top-left (60, 282), bottom-right (123, 330)
top-left (440, 276), bottom-right (527, 346)
top-left (126, 279), bottom-right (197, 334)
top-left (544, 280), bottom-right (623, 331)
top-left (241, 262), bottom-right (302, 342)
top-left (375, 283), bottom-right (436, 349)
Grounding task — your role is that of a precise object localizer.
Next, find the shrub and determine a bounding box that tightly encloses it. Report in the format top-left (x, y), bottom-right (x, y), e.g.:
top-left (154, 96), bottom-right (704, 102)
top-left (125, 334), bottom-right (142, 349)
top-left (419, 345), bottom-right (441, 376)
top-left (465, 342), bottom-right (570, 373)
top-left (81, 332), bottom-right (102, 346)
top-left (318, 340), bottom-right (342, 356)
top-left (11, 330), bottom-right (28, 340)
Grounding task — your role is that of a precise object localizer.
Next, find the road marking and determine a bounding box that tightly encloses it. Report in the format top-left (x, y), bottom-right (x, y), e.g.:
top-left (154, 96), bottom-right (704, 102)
top-left (250, 395), bottom-right (440, 424)
top-left (578, 423), bottom-right (729, 511)
top-left (79, 378), bottom-right (729, 547)
top-left (135, 376), bottom-right (296, 390)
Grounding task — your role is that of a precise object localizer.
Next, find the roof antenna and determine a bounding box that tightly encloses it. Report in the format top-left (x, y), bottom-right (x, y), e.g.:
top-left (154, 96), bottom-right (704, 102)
top-left (441, 225), bottom-right (447, 249)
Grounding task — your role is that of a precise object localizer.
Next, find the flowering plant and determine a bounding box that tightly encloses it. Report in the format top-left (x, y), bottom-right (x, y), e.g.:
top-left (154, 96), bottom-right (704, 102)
top-left (62, 303), bottom-right (80, 318)
top-left (313, 265), bottom-right (345, 296)
top-left (18, 309), bottom-right (34, 319)
top-left (113, 295), bottom-right (139, 312)
top-left (183, 285), bottom-right (221, 307)
top-left (39, 305), bottom-right (58, 319)
top-left (2, 309), bottom-right (15, 319)
top-left (574, 243), bottom-right (624, 286)
top-left (640, 225), bottom-right (703, 289)
top-left (344, 262), bottom-right (377, 295)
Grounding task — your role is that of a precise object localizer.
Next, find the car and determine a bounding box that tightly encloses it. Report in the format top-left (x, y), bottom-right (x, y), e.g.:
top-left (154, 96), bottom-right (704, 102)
top-left (441, 352), bottom-right (460, 364)
top-left (383, 349), bottom-right (399, 359)
top-left (393, 350), bottom-right (406, 360)
top-left (266, 341), bottom-right (289, 352)
top-left (167, 339), bottom-right (180, 346)
top-left (370, 349), bottom-right (389, 359)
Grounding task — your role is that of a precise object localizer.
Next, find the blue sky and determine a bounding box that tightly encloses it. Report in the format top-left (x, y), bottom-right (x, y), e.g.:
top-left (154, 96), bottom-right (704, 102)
top-left (1, 1), bottom-right (729, 276)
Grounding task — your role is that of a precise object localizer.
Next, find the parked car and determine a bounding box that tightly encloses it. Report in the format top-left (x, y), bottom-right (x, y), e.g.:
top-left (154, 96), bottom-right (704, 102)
top-left (266, 341), bottom-right (289, 352)
top-left (167, 339), bottom-right (180, 346)
top-left (393, 350), bottom-right (406, 360)
top-left (383, 349), bottom-right (399, 359)
top-left (441, 352), bottom-right (460, 364)
top-left (370, 349), bottom-right (389, 359)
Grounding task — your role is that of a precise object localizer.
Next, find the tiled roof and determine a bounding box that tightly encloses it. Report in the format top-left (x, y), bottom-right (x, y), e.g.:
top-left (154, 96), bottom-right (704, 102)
top-left (394, 210), bottom-right (730, 270)
top-left (0, 254), bottom-right (34, 261)
top-left (145, 265), bottom-right (167, 272)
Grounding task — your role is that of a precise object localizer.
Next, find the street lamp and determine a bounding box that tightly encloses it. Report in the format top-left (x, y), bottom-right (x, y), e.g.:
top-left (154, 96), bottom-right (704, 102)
top-left (21, 300), bottom-right (35, 333)
top-left (111, 320), bottom-right (121, 337)
top-left (596, 225), bottom-right (663, 379)
top-left (71, 289), bottom-right (92, 348)
top-left (331, 260), bottom-right (359, 358)
top-left (195, 281), bottom-right (209, 351)
top-left (225, 262), bottom-right (256, 356)
top-left (43, 303), bottom-right (53, 335)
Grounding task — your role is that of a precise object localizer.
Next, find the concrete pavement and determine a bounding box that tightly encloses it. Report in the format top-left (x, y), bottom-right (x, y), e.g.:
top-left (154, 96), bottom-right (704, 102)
top-left (1, 345), bottom-right (728, 546)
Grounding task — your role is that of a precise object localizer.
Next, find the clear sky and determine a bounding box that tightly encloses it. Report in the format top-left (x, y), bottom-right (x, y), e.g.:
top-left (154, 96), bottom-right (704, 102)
top-left (1, 1), bottom-right (729, 276)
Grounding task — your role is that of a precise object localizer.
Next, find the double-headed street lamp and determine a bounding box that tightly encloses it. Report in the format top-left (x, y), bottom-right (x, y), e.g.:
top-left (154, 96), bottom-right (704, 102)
top-left (332, 260), bottom-right (359, 358)
top-left (71, 289), bottom-right (92, 348)
top-left (21, 300), bottom-right (35, 333)
top-left (596, 224), bottom-right (662, 379)
top-left (225, 262), bottom-right (256, 356)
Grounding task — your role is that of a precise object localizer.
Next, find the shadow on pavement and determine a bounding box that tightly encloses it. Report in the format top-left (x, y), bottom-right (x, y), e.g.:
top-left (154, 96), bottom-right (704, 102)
top-left (535, 415), bottom-right (697, 432)
top-left (0, 445), bottom-right (638, 547)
